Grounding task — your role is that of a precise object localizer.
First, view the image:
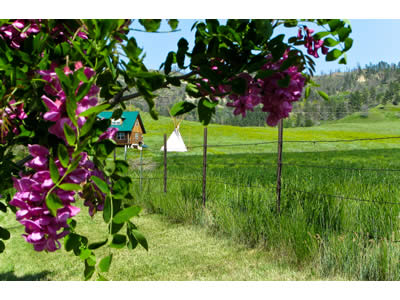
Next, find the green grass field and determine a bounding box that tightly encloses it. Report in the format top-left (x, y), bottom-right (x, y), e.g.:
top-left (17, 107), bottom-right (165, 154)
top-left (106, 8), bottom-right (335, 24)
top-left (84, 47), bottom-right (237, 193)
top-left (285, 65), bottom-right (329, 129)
top-left (128, 104), bottom-right (400, 280)
top-left (2, 104), bottom-right (400, 280)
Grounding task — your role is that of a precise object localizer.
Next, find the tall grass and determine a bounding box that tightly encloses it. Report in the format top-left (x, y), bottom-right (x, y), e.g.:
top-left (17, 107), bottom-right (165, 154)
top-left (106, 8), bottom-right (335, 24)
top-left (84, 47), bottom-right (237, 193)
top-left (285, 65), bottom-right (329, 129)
top-left (131, 147), bottom-right (400, 280)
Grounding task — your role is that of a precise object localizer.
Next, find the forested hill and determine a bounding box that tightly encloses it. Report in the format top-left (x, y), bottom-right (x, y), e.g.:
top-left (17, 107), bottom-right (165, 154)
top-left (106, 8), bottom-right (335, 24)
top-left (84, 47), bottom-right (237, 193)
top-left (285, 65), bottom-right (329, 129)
top-left (124, 61), bottom-right (400, 127)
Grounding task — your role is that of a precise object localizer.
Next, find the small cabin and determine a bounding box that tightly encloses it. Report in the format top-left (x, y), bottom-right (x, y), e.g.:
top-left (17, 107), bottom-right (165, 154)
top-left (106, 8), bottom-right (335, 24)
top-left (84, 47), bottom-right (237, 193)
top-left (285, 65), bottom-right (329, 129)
top-left (98, 111), bottom-right (146, 146)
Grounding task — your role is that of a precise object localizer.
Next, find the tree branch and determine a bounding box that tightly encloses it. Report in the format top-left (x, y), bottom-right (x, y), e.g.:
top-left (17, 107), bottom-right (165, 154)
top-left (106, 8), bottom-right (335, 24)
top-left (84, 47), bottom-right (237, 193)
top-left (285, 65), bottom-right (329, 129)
top-left (108, 71), bottom-right (196, 106)
top-left (16, 154), bottom-right (33, 168)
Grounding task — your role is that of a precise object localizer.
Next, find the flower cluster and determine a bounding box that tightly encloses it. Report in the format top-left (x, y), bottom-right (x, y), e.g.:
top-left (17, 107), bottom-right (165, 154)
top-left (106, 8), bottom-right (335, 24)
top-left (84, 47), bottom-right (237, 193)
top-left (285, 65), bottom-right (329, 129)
top-left (50, 23), bottom-right (88, 44)
top-left (0, 20), bottom-right (88, 50)
top-left (297, 26), bottom-right (328, 58)
top-left (39, 62), bottom-right (99, 142)
top-left (9, 62), bottom-right (116, 251)
top-left (0, 100), bottom-right (28, 143)
top-left (259, 55), bottom-right (306, 126)
top-left (226, 54), bottom-right (306, 126)
top-left (0, 20), bottom-right (41, 49)
top-left (9, 145), bottom-right (104, 251)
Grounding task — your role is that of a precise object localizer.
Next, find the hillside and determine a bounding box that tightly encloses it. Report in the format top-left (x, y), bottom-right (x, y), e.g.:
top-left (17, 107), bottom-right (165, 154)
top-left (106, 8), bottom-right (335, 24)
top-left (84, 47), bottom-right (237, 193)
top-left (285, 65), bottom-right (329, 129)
top-left (121, 61), bottom-right (400, 128)
top-left (127, 104), bottom-right (400, 161)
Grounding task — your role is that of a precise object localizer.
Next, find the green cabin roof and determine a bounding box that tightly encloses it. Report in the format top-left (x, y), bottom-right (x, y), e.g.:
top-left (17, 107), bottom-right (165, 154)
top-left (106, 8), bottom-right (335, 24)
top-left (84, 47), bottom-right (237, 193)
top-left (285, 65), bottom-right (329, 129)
top-left (98, 111), bottom-right (146, 133)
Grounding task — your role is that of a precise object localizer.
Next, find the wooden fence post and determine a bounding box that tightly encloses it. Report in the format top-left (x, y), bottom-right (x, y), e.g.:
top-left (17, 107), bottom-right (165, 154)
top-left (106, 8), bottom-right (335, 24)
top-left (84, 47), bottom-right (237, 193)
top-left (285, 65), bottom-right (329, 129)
top-left (163, 133), bottom-right (167, 193)
top-left (202, 127), bottom-right (208, 208)
top-left (276, 119), bottom-right (283, 214)
top-left (139, 148), bottom-right (143, 193)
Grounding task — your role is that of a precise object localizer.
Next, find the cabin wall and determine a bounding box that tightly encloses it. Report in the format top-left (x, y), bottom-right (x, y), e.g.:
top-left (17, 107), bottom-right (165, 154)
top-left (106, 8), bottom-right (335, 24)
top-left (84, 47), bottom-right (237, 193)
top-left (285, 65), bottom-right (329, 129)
top-left (130, 119), bottom-right (143, 144)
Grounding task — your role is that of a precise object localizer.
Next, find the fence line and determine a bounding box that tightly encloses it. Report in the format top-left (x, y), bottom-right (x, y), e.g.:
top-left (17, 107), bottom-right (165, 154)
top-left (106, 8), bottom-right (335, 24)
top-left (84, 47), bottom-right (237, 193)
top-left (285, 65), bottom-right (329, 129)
top-left (186, 135), bottom-right (400, 149)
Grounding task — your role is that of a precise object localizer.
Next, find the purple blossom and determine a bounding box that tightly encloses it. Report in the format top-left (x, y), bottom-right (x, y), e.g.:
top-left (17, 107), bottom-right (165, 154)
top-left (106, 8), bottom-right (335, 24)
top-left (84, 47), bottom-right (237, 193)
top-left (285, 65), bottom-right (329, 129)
top-left (0, 100), bottom-right (28, 143)
top-left (11, 61), bottom-right (109, 252)
top-left (0, 19), bottom-right (41, 49)
top-left (99, 127), bottom-right (118, 141)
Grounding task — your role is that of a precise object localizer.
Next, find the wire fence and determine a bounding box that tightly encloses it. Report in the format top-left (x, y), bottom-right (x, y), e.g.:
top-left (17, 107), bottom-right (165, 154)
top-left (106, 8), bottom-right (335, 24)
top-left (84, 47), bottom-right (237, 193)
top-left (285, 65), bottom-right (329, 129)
top-left (130, 127), bottom-right (400, 212)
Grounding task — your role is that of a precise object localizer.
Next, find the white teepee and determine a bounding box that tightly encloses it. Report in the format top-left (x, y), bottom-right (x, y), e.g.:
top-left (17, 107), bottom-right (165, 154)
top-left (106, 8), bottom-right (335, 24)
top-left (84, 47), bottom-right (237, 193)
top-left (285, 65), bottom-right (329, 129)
top-left (161, 115), bottom-right (187, 152)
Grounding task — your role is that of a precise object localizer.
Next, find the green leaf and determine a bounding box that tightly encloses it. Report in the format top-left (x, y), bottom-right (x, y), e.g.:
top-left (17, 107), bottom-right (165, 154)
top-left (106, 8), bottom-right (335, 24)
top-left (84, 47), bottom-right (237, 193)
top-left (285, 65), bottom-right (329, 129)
top-left (59, 183), bottom-right (81, 191)
top-left (76, 81), bottom-right (94, 103)
top-left (0, 201), bottom-right (7, 213)
top-left (328, 19), bottom-right (343, 32)
top-left (325, 49), bottom-right (342, 61)
top-left (84, 260), bottom-right (95, 281)
top-left (49, 157), bottom-right (60, 184)
top-left (0, 240), bottom-right (4, 253)
top-left (103, 196), bottom-right (112, 223)
top-left (46, 193), bottom-right (63, 217)
top-left (55, 67), bottom-right (72, 94)
top-left (114, 160), bottom-right (129, 176)
top-left (95, 139), bottom-right (116, 158)
top-left (344, 37), bottom-right (353, 51)
top-left (64, 233), bottom-right (81, 252)
top-left (0, 227), bottom-right (10, 240)
top-left (63, 123), bottom-right (76, 146)
top-left (88, 239), bottom-right (108, 250)
top-left (131, 229), bottom-right (148, 251)
top-left (323, 37), bottom-right (339, 47)
top-left (79, 103), bottom-right (111, 117)
top-left (170, 101), bottom-right (196, 117)
top-left (283, 19), bottom-right (298, 28)
top-left (304, 86), bottom-right (310, 100)
top-left (79, 248), bottom-right (92, 260)
top-left (113, 206), bottom-right (141, 224)
top-left (168, 19), bottom-right (179, 31)
top-left (99, 254), bottom-right (113, 273)
top-left (337, 27), bottom-right (352, 42)
top-left (87, 254), bottom-right (96, 266)
top-left (163, 52), bottom-right (175, 75)
top-left (317, 90), bottom-right (329, 101)
top-left (198, 98), bottom-right (215, 126)
top-left (110, 234), bottom-right (127, 249)
top-left (91, 176), bottom-right (110, 194)
top-left (185, 83), bottom-right (200, 97)
top-left (57, 144), bottom-right (69, 168)
top-left (112, 177), bottom-right (132, 199)
top-left (313, 31), bottom-right (331, 40)
top-left (176, 38), bottom-right (189, 69)
top-left (80, 114), bottom-right (96, 137)
top-left (338, 53), bottom-right (347, 65)
top-left (67, 219), bottom-right (76, 229)
top-left (65, 98), bottom-right (78, 128)
top-left (139, 19), bottom-right (161, 32)
top-left (110, 221), bottom-right (124, 235)
top-left (111, 108), bottom-right (123, 120)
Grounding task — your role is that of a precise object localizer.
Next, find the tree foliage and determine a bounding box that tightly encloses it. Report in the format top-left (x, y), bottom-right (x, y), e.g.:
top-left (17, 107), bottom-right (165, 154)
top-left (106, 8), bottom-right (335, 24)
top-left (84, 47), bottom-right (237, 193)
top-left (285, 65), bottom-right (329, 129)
top-left (0, 19), bottom-right (351, 279)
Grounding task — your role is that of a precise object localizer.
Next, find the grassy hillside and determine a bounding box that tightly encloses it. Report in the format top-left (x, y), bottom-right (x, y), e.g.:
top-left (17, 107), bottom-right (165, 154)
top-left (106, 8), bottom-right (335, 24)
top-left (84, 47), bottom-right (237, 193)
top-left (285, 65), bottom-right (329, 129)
top-left (123, 105), bottom-right (400, 162)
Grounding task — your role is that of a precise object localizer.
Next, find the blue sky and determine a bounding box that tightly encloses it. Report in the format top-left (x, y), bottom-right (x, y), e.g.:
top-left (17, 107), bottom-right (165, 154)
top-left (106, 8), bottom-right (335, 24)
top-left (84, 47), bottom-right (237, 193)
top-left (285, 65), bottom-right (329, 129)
top-left (130, 19), bottom-right (400, 75)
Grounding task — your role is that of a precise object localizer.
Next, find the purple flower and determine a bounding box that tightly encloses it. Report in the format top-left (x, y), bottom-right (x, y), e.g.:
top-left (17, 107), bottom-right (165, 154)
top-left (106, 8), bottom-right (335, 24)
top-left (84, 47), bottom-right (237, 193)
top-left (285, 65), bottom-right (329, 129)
top-left (99, 127), bottom-right (118, 141)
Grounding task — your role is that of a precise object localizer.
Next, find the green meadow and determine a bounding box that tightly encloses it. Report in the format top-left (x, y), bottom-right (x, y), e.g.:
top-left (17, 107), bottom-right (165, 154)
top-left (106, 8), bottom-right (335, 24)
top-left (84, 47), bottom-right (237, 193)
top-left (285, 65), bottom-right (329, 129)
top-left (2, 104), bottom-right (400, 280)
top-left (128, 104), bottom-right (400, 280)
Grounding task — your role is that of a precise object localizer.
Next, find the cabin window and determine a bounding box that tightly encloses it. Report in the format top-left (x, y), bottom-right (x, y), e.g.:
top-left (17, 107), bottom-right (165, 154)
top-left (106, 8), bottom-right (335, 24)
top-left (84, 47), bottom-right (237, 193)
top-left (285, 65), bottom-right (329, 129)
top-left (111, 119), bottom-right (122, 125)
top-left (135, 133), bottom-right (139, 140)
top-left (116, 132), bottom-right (126, 140)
